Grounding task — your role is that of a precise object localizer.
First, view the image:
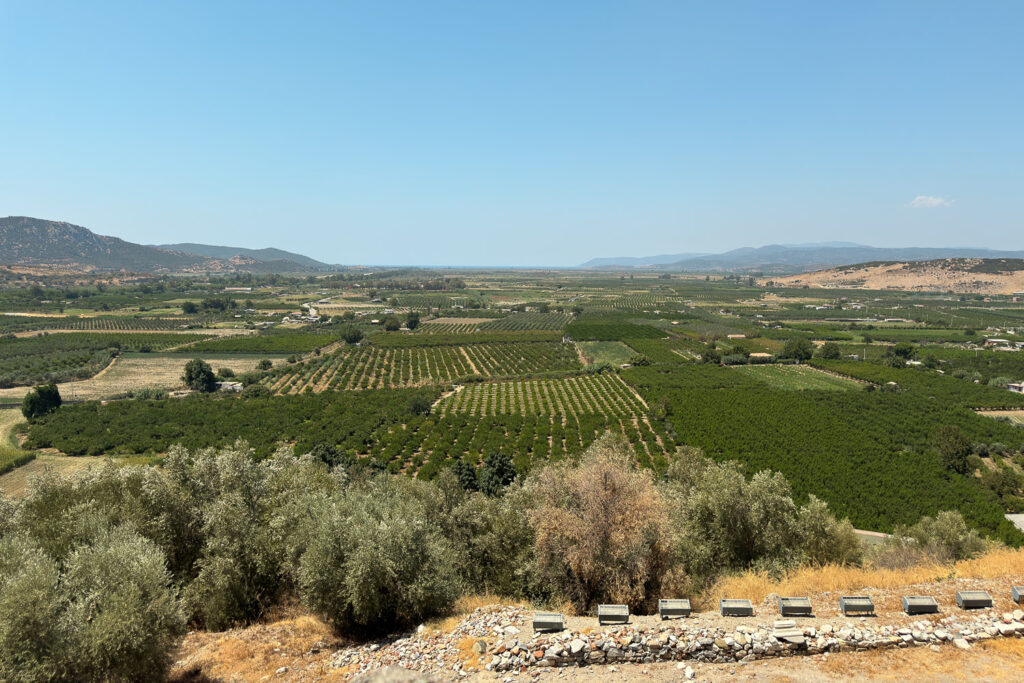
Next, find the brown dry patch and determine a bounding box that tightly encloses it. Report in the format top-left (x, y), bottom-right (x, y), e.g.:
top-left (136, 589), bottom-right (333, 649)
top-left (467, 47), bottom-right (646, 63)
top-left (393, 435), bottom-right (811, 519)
top-left (0, 455), bottom-right (105, 498)
top-left (764, 259), bottom-right (1024, 294)
top-left (814, 637), bottom-right (1024, 681)
top-left (170, 610), bottom-right (346, 683)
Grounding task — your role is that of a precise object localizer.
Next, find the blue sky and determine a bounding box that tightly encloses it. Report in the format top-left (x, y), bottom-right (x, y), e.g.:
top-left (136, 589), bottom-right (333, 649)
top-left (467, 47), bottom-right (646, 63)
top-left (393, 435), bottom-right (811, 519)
top-left (1, 1), bottom-right (1021, 266)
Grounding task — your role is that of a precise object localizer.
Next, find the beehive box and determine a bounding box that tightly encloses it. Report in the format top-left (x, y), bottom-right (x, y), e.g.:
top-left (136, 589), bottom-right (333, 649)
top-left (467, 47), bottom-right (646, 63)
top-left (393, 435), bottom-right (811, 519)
top-left (720, 599), bottom-right (754, 617)
top-left (1013, 586), bottom-right (1024, 604)
top-left (839, 596), bottom-right (875, 616)
top-left (597, 604), bottom-right (629, 625)
top-left (532, 612), bottom-right (564, 632)
top-left (902, 596), bottom-right (939, 615)
top-left (778, 596), bottom-right (813, 617)
top-left (955, 590), bottom-right (993, 610)
top-left (658, 598), bottom-right (691, 619)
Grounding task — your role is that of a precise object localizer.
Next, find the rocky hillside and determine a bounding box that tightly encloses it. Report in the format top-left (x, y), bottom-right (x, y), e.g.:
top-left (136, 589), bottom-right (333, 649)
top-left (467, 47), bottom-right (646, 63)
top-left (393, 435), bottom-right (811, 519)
top-left (766, 258), bottom-right (1024, 294)
top-left (0, 217), bottom-right (330, 273)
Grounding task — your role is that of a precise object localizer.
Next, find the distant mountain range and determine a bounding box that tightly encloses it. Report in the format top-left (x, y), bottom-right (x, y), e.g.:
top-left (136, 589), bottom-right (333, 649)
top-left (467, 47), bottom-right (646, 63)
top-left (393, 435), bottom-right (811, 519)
top-left (581, 243), bottom-right (1024, 274)
top-left (0, 217), bottom-right (336, 273)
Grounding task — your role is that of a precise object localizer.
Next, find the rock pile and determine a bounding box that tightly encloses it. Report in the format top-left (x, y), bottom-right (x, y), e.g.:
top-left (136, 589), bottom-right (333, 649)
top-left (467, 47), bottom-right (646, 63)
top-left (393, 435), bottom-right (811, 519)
top-left (330, 606), bottom-right (528, 679)
top-left (326, 606), bottom-right (1024, 679)
top-left (485, 609), bottom-right (1024, 672)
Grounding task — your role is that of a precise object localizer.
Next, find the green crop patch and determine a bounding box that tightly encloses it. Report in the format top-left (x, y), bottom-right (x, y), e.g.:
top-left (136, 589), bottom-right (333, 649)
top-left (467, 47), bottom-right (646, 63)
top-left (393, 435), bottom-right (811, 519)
top-left (578, 341), bottom-right (637, 366)
top-left (264, 341), bottom-right (581, 393)
top-left (732, 364), bottom-right (861, 391)
top-left (435, 373), bottom-right (647, 418)
top-left (565, 320), bottom-right (664, 340)
top-left (182, 332), bottom-right (337, 354)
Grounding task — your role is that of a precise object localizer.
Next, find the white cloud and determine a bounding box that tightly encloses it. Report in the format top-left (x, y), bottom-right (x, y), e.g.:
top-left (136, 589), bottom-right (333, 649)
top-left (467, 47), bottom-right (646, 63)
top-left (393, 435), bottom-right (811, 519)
top-left (909, 195), bottom-right (954, 208)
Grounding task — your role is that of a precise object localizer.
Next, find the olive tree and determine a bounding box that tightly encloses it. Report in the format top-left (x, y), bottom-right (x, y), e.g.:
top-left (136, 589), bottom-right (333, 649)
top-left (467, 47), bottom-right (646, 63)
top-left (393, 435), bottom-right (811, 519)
top-left (293, 476), bottom-right (460, 634)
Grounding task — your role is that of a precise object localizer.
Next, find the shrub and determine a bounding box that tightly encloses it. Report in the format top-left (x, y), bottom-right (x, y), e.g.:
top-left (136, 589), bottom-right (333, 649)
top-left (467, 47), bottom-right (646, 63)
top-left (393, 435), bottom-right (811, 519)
top-left (257, 358), bottom-right (273, 371)
top-left (872, 510), bottom-right (991, 568)
top-left (22, 383), bottom-right (61, 420)
top-left (62, 528), bottom-right (185, 681)
top-left (293, 477), bottom-right (460, 635)
top-left (0, 529), bottom-right (183, 682)
top-left (241, 383), bottom-right (270, 398)
top-left (527, 434), bottom-right (674, 613)
top-left (661, 445), bottom-right (841, 583)
top-left (447, 484), bottom-right (537, 597)
top-left (796, 495), bottom-right (862, 565)
top-left (0, 534), bottom-right (65, 682)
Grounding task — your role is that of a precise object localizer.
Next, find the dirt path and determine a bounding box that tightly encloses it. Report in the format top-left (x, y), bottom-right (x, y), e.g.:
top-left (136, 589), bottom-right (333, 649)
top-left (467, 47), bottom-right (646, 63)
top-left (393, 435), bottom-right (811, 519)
top-left (460, 348), bottom-right (480, 374)
top-left (573, 341), bottom-right (592, 366)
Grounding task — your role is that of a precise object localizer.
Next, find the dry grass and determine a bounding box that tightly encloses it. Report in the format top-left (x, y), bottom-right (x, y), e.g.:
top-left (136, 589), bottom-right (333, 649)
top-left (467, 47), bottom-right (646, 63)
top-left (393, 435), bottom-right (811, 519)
top-left (702, 547), bottom-right (1024, 609)
top-left (0, 355), bottom-right (284, 403)
top-left (0, 454), bottom-right (105, 498)
top-left (170, 609), bottom-right (344, 683)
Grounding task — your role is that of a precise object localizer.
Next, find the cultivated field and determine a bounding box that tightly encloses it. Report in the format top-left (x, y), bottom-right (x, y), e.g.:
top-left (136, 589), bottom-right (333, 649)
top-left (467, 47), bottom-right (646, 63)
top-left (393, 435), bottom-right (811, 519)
top-left (0, 454), bottom-right (106, 498)
top-left (732, 363), bottom-right (862, 391)
top-left (265, 342), bottom-right (580, 393)
top-left (0, 354), bottom-right (286, 404)
top-left (435, 373), bottom-right (647, 417)
top-left (979, 410), bottom-right (1024, 427)
top-left (578, 340), bottom-right (636, 366)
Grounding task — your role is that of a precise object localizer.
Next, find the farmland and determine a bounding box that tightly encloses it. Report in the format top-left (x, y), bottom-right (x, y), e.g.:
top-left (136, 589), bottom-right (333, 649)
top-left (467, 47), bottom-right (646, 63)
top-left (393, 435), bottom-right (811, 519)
top-left (732, 364), bottom-right (862, 391)
top-left (264, 341), bottom-right (580, 392)
top-left (0, 354), bottom-right (285, 404)
top-left (435, 372), bottom-right (647, 417)
top-left (5, 269), bottom-right (1024, 544)
top-left (0, 332), bottom-right (215, 387)
top-left (578, 340), bottom-right (637, 366)
top-left (182, 332), bottom-right (338, 354)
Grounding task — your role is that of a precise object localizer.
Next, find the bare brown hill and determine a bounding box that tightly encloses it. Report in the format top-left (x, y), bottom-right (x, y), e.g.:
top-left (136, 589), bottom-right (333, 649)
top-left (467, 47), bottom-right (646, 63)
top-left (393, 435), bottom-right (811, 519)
top-left (766, 258), bottom-right (1024, 294)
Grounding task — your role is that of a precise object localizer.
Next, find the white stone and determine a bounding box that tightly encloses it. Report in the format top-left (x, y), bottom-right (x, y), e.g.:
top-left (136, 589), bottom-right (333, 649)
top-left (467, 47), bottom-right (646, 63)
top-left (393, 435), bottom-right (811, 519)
top-left (954, 638), bottom-right (971, 650)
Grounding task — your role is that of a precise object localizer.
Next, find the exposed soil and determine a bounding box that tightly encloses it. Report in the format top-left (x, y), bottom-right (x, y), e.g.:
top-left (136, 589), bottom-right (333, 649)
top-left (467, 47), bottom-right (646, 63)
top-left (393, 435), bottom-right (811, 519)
top-left (765, 260), bottom-right (1024, 294)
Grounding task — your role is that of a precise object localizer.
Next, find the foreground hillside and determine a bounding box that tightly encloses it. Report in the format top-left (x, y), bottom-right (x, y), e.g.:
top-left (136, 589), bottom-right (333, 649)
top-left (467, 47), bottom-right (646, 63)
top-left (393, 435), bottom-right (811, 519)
top-left (170, 550), bottom-right (1024, 681)
top-left (766, 258), bottom-right (1024, 293)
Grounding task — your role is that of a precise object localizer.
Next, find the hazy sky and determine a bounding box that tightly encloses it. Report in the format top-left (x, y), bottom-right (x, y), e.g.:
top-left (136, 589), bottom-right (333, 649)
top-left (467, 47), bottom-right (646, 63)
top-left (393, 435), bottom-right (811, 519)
top-left (2, 1), bottom-right (1022, 266)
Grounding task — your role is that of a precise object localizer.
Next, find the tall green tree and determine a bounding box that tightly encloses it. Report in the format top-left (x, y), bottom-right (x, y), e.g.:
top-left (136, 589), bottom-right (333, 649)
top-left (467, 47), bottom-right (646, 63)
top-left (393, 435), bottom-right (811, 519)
top-left (933, 425), bottom-right (972, 474)
top-left (478, 452), bottom-right (516, 497)
top-left (22, 383), bottom-right (61, 420)
top-left (780, 337), bottom-right (814, 361)
top-left (182, 359), bottom-right (217, 393)
top-left (817, 341), bottom-right (841, 360)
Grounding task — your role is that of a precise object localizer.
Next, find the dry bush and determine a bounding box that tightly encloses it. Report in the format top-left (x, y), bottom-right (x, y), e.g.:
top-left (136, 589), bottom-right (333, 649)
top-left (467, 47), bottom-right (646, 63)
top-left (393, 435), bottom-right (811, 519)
top-left (527, 433), bottom-right (676, 613)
